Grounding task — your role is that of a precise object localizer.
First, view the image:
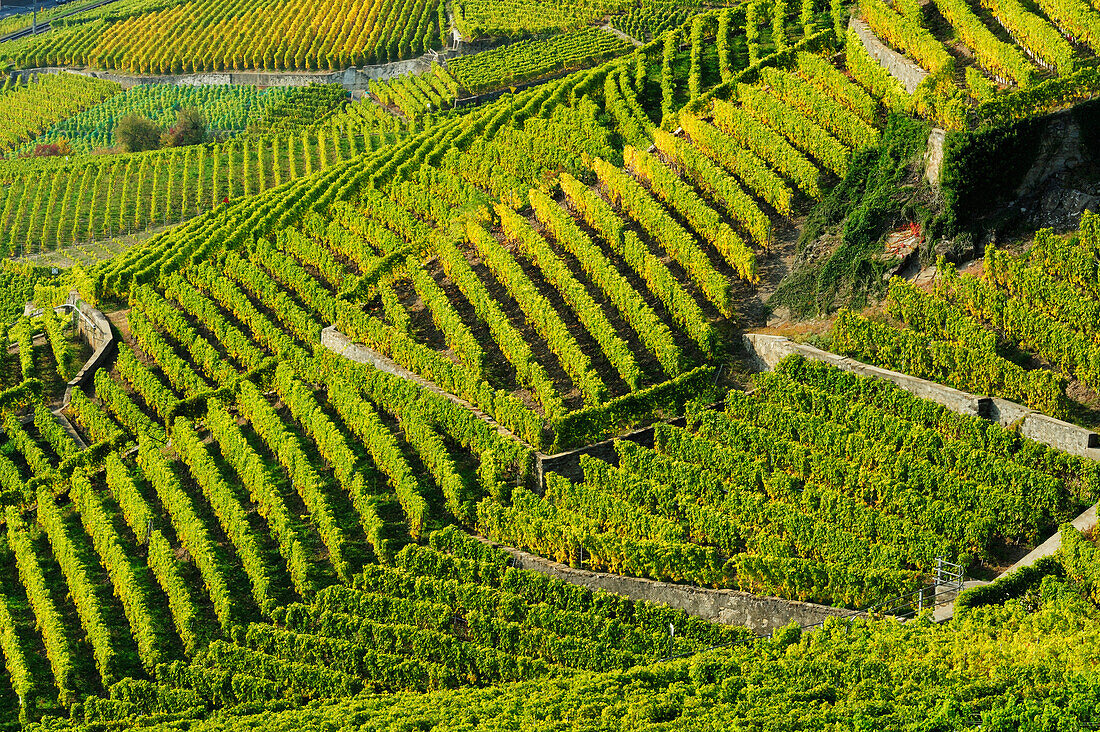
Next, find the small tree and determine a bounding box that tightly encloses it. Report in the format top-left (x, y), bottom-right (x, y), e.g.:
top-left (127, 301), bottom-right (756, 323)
top-left (161, 107), bottom-right (208, 148)
top-left (28, 139), bottom-right (72, 157)
top-left (116, 115), bottom-right (161, 152)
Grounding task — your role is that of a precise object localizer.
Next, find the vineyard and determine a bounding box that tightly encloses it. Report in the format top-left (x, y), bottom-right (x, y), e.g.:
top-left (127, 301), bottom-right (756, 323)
top-left (20, 83), bottom-right (305, 154)
top-left (0, 0), bottom-right (446, 73)
top-left (0, 120), bottom-right (398, 256)
top-left (0, 0), bottom-right (1099, 727)
top-left (482, 354), bottom-right (1095, 605)
top-left (0, 74), bottom-right (122, 152)
top-left (830, 217), bottom-right (1100, 424)
top-left (452, 0), bottom-right (627, 38)
top-left (448, 28), bottom-right (632, 94)
top-left (368, 63), bottom-right (458, 119)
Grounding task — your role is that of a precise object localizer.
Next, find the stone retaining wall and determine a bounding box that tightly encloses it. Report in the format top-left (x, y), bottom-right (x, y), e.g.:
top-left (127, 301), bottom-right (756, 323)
top-left (742, 333), bottom-right (1100, 461)
top-left (492, 540), bottom-right (857, 634)
top-left (13, 39), bottom-right (503, 92)
top-left (849, 17), bottom-right (928, 94)
top-left (62, 292), bottom-right (115, 410)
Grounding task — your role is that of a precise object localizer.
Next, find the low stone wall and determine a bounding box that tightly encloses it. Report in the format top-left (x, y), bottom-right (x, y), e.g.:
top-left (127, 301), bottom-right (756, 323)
top-left (744, 333), bottom-right (985, 415)
top-left (62, 292), bottom-right (115, 410)
top-left (321, 325), bottom-right (401, 375)
top-left (743, 333), bottom-right (1100, 461)
top-left (493, 540), bottom-right (856, 634)
top-left (534, 417), bottom-right (681, 493)
top-left (849, 17), bottom-right (928, 94)
top-left (13, 41), bottom-right (499, 92)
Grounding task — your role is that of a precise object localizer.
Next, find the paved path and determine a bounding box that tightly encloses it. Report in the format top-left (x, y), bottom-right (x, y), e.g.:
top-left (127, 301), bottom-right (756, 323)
top-left (932, 502), bottom-right (1098, 622)
top-left (1008, 504), bottom-right (1098, 573)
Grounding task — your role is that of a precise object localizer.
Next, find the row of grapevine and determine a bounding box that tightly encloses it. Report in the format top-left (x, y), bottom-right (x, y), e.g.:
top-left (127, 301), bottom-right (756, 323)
top-left (68, 469), bottom-right (169, 672)
top-left (1034, 0), bottom-right (1100, 54)
top-left (204, 399), bottom-right (319, 599)
top-left (610, 0), bottom-right (696, 42)
top-left (271, 362), bottom-right (412, 559)
top-left (464, 220), bottom-right (608, 405)
top-left (558, 171), bottom-right (718, 354)
top-left (134, 437), bottom-right (242, 630)
top-left (623, 145), bottom-right (758, 282)
top-left (0, 72), bottom-right (120, 151)
top-left (496, 204), bottom-right (642, 389)
top-left (593, 156), bottom-right (735, 316)
top-left (237, 377), bottom-right (360, 580)
top-left (933, 0), bottom-right (1034, 86)
top-left (0, 126), bottom-right (392, 256)
top-left (35, 487), bottom-right (129, 687)
top-left (528, 188), bottom-right (685, 376)
top-left (736, 83), bottom-right (851, 177)
top-left (711, 98), bottom-right (822, 199)
top-left (369, 63), bottom-right (456, 118)
top-left (759, 66), bottom-right (880, 150)
top-left (830, 306), bottom-right (1067, 415)
top-left (449, 28), bottom-right (631, 95)
top-left (170, 418), bottom-right (283, 614)
top-left (653, 128), bottom-right (771, 249)
top-left (981, 0), bottom-right (1075, 76)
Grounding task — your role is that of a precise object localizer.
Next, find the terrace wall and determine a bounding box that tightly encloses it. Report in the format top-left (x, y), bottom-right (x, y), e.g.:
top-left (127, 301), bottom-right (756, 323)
top-left (742, 332), bottom-right (1100, 462)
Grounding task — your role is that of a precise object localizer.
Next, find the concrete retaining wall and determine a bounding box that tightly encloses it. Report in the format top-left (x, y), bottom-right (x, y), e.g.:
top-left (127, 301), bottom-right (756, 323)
top-left (742, 333), bottom-right (1100, 462)
top-left (494, 541), bottom-right (856, 634)
top-left (849, 17), bottom-right (928, 94)
top-left (61, 292), bottom-right (115, 410)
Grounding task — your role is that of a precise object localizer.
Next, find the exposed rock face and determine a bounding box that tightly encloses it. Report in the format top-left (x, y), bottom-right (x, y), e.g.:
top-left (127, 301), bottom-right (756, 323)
top-left (1013, 116), bottom-right (1100, 232)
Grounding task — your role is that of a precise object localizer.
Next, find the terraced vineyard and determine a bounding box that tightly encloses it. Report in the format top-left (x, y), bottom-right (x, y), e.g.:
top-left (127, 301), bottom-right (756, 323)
top-left (448, 28), bottom-right (633, 93)
top-left (21, 83), bottom-right (305, 155)
top-left (0, 84), bottom-right (402, 257)
top-left (481, 356), bottom-right (1095, 606)
top-left (0, 0), bottom-right (447, 72)
top-left (832, 217), bottom-right (1100, 421)
top-left (1, 0), bottom-right (1100, 728)
top-left (369, 63), bottom-right (458, 119)
top-left (852, 0), bottom-right (1100, 127)
top-left (0, 74), bottom-right (122, 152)
top-left (453, 0), bottom-right (627, 38)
